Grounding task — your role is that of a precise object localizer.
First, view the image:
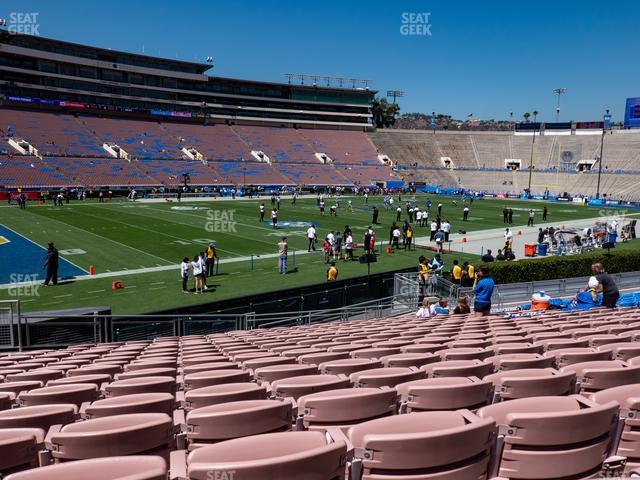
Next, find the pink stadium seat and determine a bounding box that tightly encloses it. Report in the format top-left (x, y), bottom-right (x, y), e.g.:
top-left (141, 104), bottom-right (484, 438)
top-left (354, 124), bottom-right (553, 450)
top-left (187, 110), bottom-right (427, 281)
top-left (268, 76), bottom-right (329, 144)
top-left (0, 428), bottom-right (45, 472)
top-left (182, 431), bottom-right (347, 480)
top-left (396, 376), bottom-right (493, 412)
top-left (48, 413), bottom-right (175, 460)
top-left (3, 456), bottom-right (168, 480)
top-left (343, 410), bottom-right (495, 479)
top-left (183, 383), bottom-right (268, 411)
top-left (82, 393), bottom-right (175, 418)
top-left (185, 400), bottom-right (292, 447)
top-left (485, 368), bottom-right (576, 401)
top-left (477, 395), bottom-right (618, 479)
top-left (17, 384), bottom-right (98, 407)
top-left (0, 404), bottom-right (77, 431)
top-left (296, 387), bottom-right (396, 431)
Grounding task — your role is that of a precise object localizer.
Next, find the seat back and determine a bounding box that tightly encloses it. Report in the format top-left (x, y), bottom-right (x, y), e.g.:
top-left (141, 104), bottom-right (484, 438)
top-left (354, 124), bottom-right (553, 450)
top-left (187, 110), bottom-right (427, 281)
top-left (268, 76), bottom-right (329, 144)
top-left (477, 395), bottom-right (619, 479)
top-left (347, 410), bottom-right (495, 478)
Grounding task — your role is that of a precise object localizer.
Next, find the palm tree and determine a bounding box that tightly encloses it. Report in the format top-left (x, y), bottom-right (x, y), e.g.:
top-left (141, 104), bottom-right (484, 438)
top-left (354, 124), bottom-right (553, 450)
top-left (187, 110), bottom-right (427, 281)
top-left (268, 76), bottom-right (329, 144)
top-left (533, 110), bottom-right (539, 122)
top-left (523, 112), bottom-right (531, 123)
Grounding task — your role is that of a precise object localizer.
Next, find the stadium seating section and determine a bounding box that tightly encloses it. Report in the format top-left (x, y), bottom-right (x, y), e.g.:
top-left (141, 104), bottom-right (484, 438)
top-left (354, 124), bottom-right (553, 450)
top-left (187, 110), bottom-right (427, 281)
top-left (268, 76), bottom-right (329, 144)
top-left (2, 306), bottom-right (640, 478)
top-left (0, 108), bottom-right (399, 188)
top-left (370, 130), bottom-right (640, 199)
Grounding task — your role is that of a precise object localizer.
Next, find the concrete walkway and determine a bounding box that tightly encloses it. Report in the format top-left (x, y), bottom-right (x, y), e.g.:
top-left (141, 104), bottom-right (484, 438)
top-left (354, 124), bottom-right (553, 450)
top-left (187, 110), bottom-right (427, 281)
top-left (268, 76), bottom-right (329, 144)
top-left (414, 212), bottom-right (638, 258)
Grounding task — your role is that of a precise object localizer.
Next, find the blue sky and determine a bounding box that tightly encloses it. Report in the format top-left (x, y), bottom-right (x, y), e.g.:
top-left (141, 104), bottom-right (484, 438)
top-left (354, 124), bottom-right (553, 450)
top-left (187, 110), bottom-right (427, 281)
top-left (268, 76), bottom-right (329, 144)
top-left (3, 0), bottom-right (639, 121)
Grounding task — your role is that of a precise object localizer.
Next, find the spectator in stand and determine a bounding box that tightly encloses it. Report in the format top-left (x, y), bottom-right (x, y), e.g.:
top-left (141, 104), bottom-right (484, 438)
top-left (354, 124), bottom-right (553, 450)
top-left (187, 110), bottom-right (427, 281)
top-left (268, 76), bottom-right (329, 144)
top-left (418, 256), bottom-right (431, 297)
top-left (592, 262), bottom-right (620, 308)
top-left (453, 296), bottom-right (471, 315)
top-left (473, 265), bottom-right (494, 316)
top-left (451, 259), bottom-right (462, 285)
top-left (481, 249), bottom-right (495, 263)
top-left (573, 277), bottom-right (603, 309)
top-left (461, 262), bottom-right (475, 288)
top-left (430, 298), bottom-right (449, 315)
top-left (416, 298), bottom-right (431, 319)
top-left (327, 261), bottom-right (338, 281)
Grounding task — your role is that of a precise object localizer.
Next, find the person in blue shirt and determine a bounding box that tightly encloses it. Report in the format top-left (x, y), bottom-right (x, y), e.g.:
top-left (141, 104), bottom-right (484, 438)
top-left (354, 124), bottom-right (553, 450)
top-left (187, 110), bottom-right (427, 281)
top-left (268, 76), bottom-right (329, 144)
top-left (430, 298), bottom-right (450, 315)
top-left (473, 265), bottom-right (495, 316)
top-left (573, 276), bottom-right (603, 309)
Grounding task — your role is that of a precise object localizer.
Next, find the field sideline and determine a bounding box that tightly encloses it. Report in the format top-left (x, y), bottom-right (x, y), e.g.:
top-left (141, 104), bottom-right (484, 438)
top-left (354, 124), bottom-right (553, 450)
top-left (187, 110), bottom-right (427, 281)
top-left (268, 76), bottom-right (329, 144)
top-left (0, 194), bottom-right (627, 314)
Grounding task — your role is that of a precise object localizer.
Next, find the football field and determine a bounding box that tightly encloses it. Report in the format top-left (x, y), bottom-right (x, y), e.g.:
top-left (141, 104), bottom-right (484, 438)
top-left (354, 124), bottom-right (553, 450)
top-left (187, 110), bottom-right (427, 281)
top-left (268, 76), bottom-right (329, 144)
top-left (0, 194), bottom-right (613, 313)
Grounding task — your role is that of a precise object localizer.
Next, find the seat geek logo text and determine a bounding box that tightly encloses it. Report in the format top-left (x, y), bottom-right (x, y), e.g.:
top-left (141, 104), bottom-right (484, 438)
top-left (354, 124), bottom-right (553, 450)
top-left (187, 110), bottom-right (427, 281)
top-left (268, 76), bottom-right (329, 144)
top-left (400, 12), bottom-right (432, 36)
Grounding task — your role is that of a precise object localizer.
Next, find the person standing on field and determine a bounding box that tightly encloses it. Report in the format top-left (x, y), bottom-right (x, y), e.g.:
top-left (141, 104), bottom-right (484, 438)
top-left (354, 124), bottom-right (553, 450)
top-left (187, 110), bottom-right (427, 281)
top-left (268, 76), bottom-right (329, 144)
top-left (278, 237), bottom-right (288, 275)
top-left (181, 257), bottom-right (190, 293)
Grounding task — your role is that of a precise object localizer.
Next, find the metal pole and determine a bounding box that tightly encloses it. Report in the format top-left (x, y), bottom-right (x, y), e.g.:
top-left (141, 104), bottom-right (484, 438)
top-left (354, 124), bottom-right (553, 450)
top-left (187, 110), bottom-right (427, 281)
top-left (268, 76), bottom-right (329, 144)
top-left (596, 125), bottom-right (605, 199)
top-left (527, 126), bottom-right (537, 194)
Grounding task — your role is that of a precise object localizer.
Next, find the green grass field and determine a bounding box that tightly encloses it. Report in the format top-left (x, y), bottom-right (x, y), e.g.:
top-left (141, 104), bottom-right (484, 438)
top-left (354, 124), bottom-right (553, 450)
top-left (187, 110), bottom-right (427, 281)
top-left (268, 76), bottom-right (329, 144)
top-left (0, 194), bottom-right (616, 313)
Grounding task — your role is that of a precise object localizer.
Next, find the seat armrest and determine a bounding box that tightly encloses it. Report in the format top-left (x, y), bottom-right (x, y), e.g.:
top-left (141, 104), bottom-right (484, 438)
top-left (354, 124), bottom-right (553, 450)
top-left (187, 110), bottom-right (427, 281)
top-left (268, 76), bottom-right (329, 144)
top-left (325, 427), bottom-right (354, 454)
top-left (44, 424), bottom-right (63, 450)
top-left (169, 449), bottom-right (188, 480)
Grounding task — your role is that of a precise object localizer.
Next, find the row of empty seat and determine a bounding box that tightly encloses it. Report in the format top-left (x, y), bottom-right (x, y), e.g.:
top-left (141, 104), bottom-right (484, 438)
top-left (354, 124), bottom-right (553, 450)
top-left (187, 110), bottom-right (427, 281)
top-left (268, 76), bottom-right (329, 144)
top-left (2, 109), bottom-right (381, 165)
top-left (2, 306), bottom-right (640, 477)
top-left (0, 155), bottom-right (399, 188)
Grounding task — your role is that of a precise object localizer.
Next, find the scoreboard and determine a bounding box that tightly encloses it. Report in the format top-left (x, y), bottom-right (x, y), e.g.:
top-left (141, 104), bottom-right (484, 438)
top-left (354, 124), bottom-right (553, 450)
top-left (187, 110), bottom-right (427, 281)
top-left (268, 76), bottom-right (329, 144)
top-left (624, 97), bottom-right (640, 128)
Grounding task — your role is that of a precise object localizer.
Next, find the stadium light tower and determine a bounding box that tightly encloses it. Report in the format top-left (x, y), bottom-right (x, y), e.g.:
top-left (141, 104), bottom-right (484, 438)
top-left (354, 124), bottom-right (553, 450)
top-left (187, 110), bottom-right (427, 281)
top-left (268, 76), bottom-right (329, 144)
top-left (386, 90), bottom-right (404, 104)
top-left (553, 87), bottom-right (566, 122)
top-left (596, 109), bottom-right (611, 200)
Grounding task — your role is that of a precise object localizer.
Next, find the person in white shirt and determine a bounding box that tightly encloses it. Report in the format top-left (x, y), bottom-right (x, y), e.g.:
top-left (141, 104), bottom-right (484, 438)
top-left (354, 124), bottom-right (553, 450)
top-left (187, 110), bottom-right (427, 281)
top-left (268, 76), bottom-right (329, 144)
top-left (463, 206), bottom-right (469, 221)
top-left (307, 225), bottom-right (317, 252)
top-left (392, 227), bottom-right (401, 249)
top-left (191, 255), bottom-right (203, 294)
top-left (442, 220), bottom-right (451, 242)
top-left (416, 298), bottom-right (431, 319)
top-left (180, 257), bottom-right (190, 293)
top-left (271, 209), bottom-right (278, 229)
top-left (416, 210), bottom-right (423, 225)
top-left (198, 252), bottom-right (208, 290)
top-left (326, 231), bottom-right (335, 247)
top-left (421, 209), bottom-right (429, 226)
top-left (430, 220), bottom-right (438, 241)
top-left (504, 228), bottom-right (513, 249)
top-left (396, 206), bottom-right (402, 222)
top-left (345, 234), bottom-right (354, 261)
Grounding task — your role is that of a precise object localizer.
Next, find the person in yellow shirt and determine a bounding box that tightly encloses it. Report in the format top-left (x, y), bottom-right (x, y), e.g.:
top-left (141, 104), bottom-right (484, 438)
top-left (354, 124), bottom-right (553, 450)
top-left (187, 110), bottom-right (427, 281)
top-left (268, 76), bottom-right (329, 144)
top-left (451, 259), bottom-right (462, 285)
top-left (404, 226), bottom-right (414, 251)
top-left (206, 242), bottom-right (218, 276)
top-left (327, 261), bottom-right (338, 281)
top-left (418, 256), bottom-right (431, 295)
